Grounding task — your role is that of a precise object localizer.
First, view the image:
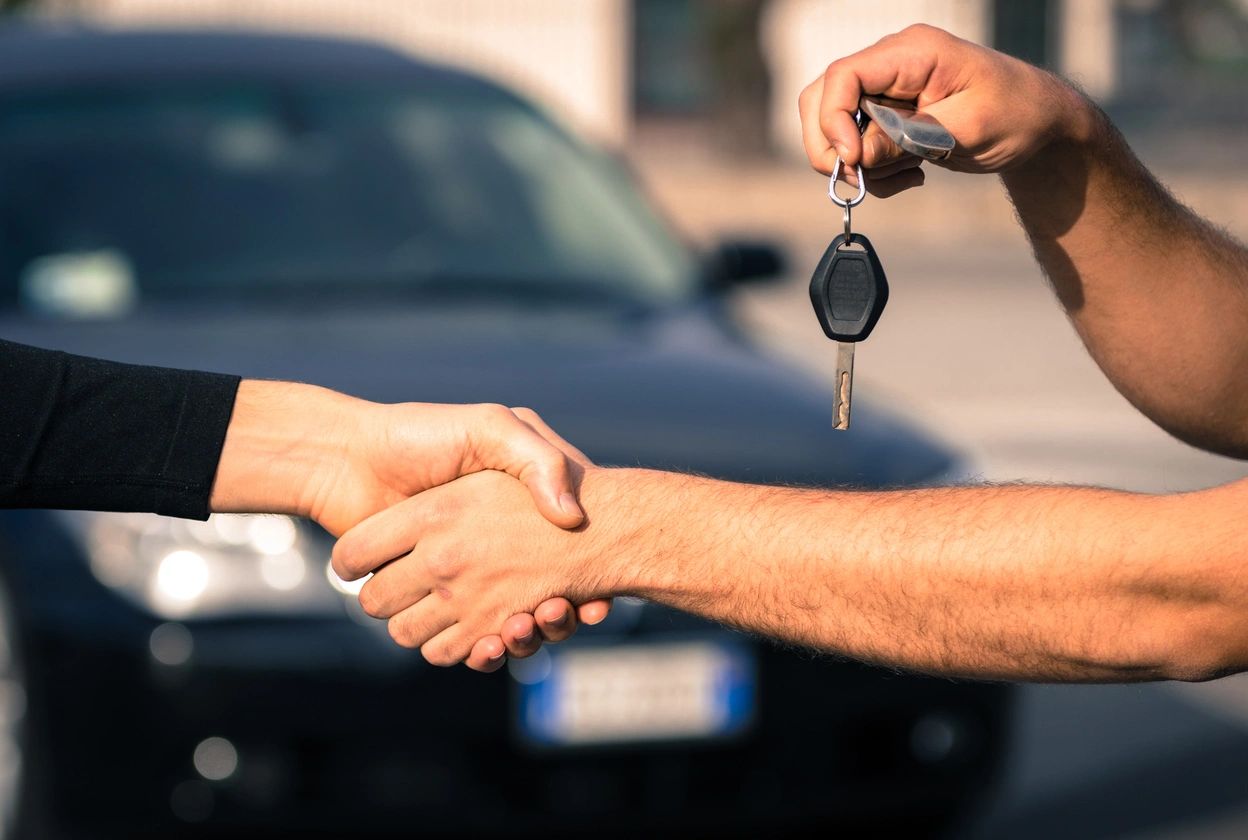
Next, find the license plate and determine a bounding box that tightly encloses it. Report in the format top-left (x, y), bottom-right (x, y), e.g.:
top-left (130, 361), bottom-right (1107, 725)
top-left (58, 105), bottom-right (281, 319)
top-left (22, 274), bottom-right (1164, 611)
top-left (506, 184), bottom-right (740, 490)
top-left (514, 640), bottom-right (755, 747)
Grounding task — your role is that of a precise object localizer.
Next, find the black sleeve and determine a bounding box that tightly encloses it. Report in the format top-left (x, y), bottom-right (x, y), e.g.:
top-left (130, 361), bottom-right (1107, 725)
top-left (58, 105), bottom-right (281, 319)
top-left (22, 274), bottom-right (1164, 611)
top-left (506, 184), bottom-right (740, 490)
top-left (0, 338), bottom-right (241, 520)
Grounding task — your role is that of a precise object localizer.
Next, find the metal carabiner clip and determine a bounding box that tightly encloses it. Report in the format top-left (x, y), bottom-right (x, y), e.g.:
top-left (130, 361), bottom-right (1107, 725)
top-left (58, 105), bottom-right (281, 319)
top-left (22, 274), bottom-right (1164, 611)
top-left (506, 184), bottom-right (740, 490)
top-left (827, 157), bottom-right (866, 209)
top-left (828, 109), bottom-right (867, 242)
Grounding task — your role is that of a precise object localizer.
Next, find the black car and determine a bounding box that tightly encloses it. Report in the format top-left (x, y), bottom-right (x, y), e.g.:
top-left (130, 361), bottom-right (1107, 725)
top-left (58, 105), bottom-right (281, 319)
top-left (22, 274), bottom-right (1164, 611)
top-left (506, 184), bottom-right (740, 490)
top-left (0, 25), bottom-right (1010, 838)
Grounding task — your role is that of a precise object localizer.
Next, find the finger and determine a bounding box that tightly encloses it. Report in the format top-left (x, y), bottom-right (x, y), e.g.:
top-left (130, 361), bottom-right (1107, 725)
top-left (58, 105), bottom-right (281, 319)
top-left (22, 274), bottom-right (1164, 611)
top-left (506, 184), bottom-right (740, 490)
top-left (386, 594), bottom-right (455, 650)
top-left (860, 122), bottom-right (909, 169)
top-left (534, 598), bottom-right (578, 643)
top-left (465, 635), bottom-right (508, 673)
top-left (799, 78), bottom-right (838, 175)
top-left (477, 407), bottom-right (585, 529)
top-left (845, 142), bottom-right (919, 188)
top-left (421, 625), bottom-right (474, 668)
top-left (332, 494), bottom-right (431, 581)
top-left (333, 491), bottom-right (442, 582)
top-left (816, 63), bottom-right (868, 170)
top-left (864, 155), bottom-right (923, 181)
top-left (907, 93), bottom-right (971, 167)
top-left (357, 552), bottom-right (433, 619)
top-left (576, 598), bottom-right (613, 626)
top-left (510, 407), bottom-right (594, 468)
top-left (816, 32), bottom-right (948, 168)
top-left (865, 167), bottom-right (926, 199)
top-left (501, 613), bottom-right (543, 659)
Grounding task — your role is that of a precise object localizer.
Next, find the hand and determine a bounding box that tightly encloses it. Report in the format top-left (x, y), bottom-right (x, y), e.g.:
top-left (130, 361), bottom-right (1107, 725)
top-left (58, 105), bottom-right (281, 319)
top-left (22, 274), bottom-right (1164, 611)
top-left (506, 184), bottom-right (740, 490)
top-left (210, 381), bottom-right (612, 630)
top-left (402, 412), bottom-right (613, 671)
top-left (331, 465), bottom-right (631, 671)
top-left (799, 24), bottom-right (1088, 196)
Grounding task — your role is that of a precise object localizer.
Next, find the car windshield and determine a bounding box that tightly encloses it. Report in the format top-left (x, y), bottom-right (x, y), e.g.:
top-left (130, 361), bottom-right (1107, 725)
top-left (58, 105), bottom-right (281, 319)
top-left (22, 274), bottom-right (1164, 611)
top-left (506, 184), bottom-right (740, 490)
top-left (0, 81), bottom-right (698, 313)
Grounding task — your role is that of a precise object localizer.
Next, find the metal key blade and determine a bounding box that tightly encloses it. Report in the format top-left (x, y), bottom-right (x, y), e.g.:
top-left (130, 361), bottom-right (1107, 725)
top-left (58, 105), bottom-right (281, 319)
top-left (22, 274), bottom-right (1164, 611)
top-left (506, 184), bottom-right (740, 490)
top-left (833, 341), bottom-right (855, 430)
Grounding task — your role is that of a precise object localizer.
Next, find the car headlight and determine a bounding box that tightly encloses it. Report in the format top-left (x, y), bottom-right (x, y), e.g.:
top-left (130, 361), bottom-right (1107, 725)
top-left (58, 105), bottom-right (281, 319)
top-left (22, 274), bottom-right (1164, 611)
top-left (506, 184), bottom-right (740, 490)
top-left (59, 510), bottom-right (365, 620)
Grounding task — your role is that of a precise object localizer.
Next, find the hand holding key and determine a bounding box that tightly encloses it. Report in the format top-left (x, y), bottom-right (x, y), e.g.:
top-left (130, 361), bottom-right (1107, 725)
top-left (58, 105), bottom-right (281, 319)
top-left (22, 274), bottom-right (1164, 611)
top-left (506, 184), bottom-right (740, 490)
top-left (798, 23), bottom-right (1085, 187)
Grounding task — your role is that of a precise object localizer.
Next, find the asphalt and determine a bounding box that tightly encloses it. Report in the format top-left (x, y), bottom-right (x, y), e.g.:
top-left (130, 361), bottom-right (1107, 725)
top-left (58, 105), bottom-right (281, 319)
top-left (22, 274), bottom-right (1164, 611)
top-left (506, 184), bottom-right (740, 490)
top-left (631, 126), bottom-right (1248, 839)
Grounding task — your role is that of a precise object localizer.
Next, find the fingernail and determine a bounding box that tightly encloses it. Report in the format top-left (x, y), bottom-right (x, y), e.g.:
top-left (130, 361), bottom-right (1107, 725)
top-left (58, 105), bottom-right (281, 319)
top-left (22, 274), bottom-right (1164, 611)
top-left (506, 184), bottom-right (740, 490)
top-left (585, 613), bottom-right (606, 626)
top-left (516, 629), bottom-right (533, 643)
top-left (833, 142), bottom-right (848, 161)
top-left (559, 493), bottom-right (583, 520)
top-left (489, 648), bottom-right (506, 661)
top-left (547, 612), bottom-right (568, 627)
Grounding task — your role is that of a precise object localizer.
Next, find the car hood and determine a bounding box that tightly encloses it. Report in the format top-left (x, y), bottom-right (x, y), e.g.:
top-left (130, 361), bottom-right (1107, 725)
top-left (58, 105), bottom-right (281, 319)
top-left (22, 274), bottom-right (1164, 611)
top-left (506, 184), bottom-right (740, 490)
top-left (0, 301), bottom-right (955, 488)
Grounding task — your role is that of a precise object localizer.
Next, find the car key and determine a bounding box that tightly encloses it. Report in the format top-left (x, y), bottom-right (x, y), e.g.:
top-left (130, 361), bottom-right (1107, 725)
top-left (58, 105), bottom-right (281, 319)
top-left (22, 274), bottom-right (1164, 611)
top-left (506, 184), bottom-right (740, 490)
top-left (809, 232), bottom-right (889, 430)
top-left (810, 106), bottom-right (889, 430)
top-left (806, 97), bottom-right (951, 429)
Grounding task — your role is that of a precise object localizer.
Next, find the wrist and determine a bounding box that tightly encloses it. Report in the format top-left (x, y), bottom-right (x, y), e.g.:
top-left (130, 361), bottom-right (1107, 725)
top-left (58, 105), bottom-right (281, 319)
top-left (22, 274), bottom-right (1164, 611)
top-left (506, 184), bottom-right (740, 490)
top-left (571, 468), bottom-right (657, 598)
top-left (209, 380), bottom-right (365, 519)
top-left (1048, 75), bottom-right (1101, 150)
top-left (999, 78), bottom-right (1111, 240)
top-left (576, 468), bottom-right (716, 600)
top-left (1003, 72), bottom-right (1100, 180)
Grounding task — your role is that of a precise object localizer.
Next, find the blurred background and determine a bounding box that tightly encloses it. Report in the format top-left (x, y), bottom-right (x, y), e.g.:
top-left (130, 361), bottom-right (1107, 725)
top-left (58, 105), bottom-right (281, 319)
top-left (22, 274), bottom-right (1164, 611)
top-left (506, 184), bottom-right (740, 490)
top-left (0, 0), bottom-right (1247, 837)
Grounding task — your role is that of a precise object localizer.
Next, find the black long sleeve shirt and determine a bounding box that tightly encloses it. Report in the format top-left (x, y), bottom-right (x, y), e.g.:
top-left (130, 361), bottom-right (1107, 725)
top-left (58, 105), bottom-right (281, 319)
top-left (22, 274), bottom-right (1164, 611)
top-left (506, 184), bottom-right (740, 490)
top-left (0, 338), bottom-right (240, 520)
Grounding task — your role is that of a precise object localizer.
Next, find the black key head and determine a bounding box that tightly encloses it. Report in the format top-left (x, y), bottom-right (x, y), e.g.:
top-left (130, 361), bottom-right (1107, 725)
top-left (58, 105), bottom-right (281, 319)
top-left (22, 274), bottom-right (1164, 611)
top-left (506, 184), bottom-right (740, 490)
top-left (809, 232), bottom-right (889, 342)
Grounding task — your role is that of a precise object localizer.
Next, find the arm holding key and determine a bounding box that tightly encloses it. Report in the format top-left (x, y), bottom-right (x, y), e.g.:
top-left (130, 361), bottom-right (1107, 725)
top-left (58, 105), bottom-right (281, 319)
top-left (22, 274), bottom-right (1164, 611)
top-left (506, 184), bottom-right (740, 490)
top-left (802, 24), bottom-right (1248, 457)
top-left (338, 24), bottom-right (1248, 682)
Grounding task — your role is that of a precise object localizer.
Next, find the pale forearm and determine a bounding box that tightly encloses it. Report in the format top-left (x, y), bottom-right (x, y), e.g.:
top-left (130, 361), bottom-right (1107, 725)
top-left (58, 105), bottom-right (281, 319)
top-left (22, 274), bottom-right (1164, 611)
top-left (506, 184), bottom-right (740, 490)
top-left (209, 379), bottom-right (362, 521)
top-left (591, 469), bottom-right (1248, 683)
top-left (1003, 88), bottom-right (1248, 456)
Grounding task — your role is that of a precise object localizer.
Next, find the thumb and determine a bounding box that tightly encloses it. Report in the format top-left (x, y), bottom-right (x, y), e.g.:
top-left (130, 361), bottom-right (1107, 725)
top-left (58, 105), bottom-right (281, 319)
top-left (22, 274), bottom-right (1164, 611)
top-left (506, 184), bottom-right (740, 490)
top-left (479, 407), bottom-right (585, 529)
top-left (906, 94), bottom-right (971, 169)
top-left (519, 450), bottom-right (585, 530)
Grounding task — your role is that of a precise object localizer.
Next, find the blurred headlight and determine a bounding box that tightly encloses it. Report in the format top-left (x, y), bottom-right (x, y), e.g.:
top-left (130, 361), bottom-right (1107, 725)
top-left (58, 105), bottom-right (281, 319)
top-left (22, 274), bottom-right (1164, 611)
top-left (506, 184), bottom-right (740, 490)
top-left (60, 511), bottom-right (356, 620)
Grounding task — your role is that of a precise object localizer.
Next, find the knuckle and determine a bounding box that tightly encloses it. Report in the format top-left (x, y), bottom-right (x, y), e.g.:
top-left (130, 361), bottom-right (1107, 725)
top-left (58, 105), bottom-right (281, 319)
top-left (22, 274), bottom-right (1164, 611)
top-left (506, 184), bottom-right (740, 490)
top-left (330, 540), bottom-right (357, 580)
top-left (357, 583), bottom-right (386, 619)
top-left (537, 448), bottom-right (566, 473)
top-left (387, 616), bottom-right (416, 648)
top-left (902, 22), bottom-right (937, 38)
top-left (424, 550), bottom-right (462, 582)
top-left (476, 402), bottom-right (514, 426)
top-left (421, 640), bottom-right (459, 668)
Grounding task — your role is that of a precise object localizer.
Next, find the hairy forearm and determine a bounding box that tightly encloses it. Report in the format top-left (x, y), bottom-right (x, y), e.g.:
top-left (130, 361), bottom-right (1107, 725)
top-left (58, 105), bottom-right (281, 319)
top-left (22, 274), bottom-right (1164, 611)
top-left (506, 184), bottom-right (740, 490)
top-left (209, 380), bottom-right (362, 520)
top-left (1002, 85), bottom-right (1248, 456)
top-left (586, 469), bottom-right (1248, 683)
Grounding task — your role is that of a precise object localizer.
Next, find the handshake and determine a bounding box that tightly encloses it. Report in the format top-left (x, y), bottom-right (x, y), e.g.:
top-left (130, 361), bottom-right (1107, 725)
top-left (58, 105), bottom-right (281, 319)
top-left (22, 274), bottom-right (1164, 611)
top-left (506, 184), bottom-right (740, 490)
top-left (212, 380), bottom-right (620, 672)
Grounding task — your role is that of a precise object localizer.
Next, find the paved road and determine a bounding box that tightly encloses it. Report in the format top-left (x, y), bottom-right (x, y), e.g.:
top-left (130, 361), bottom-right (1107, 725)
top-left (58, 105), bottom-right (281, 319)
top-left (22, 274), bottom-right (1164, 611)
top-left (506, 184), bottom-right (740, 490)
top-left (634, 138), bottom-right (1248, 838)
